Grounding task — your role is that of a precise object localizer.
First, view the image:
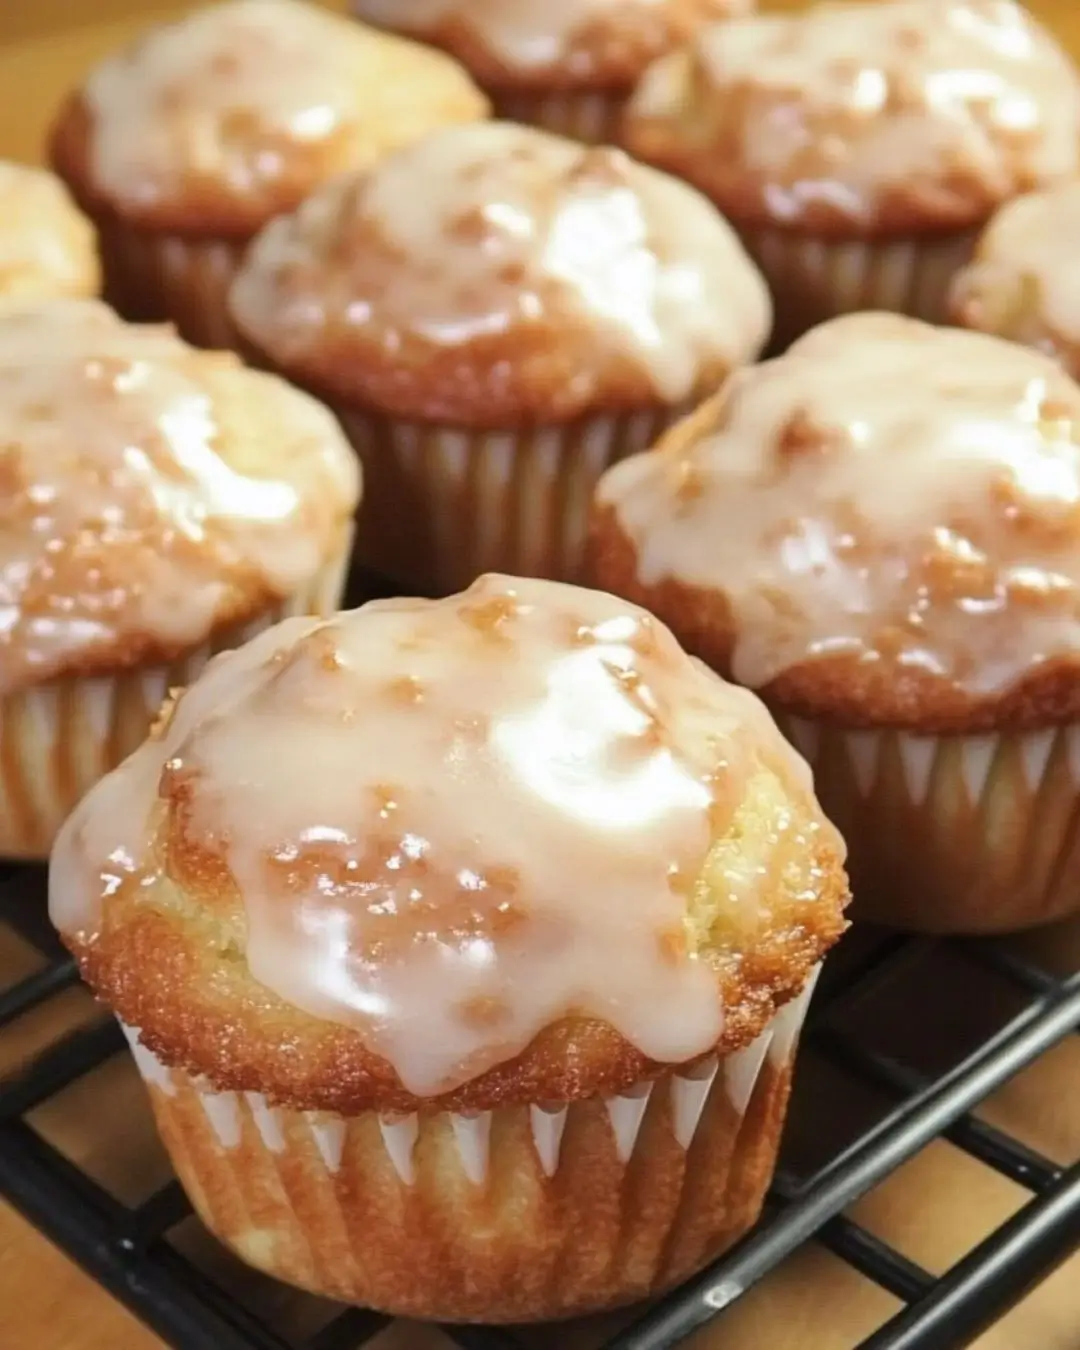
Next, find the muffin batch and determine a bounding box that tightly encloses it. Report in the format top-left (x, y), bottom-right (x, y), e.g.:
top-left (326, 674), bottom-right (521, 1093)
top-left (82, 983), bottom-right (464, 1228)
top-left (0, 0), bottom-right (1076, 1329)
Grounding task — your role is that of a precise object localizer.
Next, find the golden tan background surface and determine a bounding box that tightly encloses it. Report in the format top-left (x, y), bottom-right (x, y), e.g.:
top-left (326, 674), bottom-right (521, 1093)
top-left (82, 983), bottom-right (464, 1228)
top-left (1, 3), bottom-right (1079, 1348)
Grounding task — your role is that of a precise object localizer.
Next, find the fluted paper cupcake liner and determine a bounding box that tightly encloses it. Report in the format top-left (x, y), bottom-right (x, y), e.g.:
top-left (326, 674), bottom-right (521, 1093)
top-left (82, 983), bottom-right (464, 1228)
top-left (94, 215), bottom-right (245, 348)
top-left (335, 404), bottom-right (686, 594)
top-left (0, 545), bottom-right (350, 861)
top-left (777, 714), bottom-right (1080, 933)
top-left (741, 227), bottom-right (979, 350)
top-left (491, 87), bottom-right (627, 144)
top-left (118, 968), bottom-right (818, 1322)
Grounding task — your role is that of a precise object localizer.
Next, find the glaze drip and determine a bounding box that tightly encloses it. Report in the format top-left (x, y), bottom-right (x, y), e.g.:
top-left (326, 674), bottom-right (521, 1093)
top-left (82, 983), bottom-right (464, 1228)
top-left (50, 574), bottom-right (827, 1096)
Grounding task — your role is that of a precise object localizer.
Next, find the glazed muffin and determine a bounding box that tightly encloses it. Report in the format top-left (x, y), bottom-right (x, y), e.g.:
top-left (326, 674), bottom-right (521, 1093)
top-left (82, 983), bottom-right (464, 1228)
top-left (622, 0), bottom-right (1080, 349)
top-left (0, 299), bottom-right (359, 860)
top-left (589, 313), bottom-right (1080, 934)
top-left (950, 182), bottom-right (1080, 379)
top-left (229, 120), bottom-right (772, 593)
top-left (351, 0), bottom-right (752, 144)
top-left (0, 160), bottom-right (99, 303)
top-left (49, 572), bottom-right (848, 1320)
top-left (48, 0), bottom-right (488, 348)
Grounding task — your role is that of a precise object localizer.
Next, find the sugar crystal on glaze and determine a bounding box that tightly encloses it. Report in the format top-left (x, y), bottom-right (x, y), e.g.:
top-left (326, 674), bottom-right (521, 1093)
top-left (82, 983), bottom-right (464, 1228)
top-left (0, 299), bottom-right (358, 695)
top-left (630, 0), bottom-right (1080, 229)
top-left (600, 313), bottom-right (1080, 695)
top-left (50, 574), bottom-right (829, 1098)
top-left (230, 121), bottom-right (771, 406)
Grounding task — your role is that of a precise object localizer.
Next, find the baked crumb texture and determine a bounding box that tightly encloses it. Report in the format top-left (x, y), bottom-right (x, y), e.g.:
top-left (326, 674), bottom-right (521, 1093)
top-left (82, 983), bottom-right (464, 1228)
top-left (590, 312), bottom-right (1080, 932)
top-left (50, 574), bottom-right (847, 1316)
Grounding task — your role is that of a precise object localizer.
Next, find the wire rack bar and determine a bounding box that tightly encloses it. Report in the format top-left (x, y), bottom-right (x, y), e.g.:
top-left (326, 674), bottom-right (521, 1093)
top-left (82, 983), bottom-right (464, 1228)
top-left (858, 1160), bottom-right (1080, 1350)
top-left (2, 850), bottom-right (1079, 1350)
top-left (602, 974), bottom-right (1080, 1350)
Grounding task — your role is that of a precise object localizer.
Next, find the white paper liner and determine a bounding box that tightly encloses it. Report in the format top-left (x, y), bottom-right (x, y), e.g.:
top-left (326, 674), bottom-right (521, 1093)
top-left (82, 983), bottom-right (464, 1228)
top-left (1, 542), bottom-right (351, 859)
top-left (491, 88), bottom-right (625, 144)
top-left (118, 964), bottom-right (819, 1185)
top-left (97, 216), bottom-right (244, 349)
top-left (742, 227), bottom-right (978, 347)
top-left (335, 404), bottom-right (683, 592)
top-left (786, 717), bottom-right (1080, 806)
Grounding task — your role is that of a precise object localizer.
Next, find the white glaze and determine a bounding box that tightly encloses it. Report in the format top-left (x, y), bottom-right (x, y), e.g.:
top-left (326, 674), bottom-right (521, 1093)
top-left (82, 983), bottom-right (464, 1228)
top-left (55, 575), bottom-right (833, 1099)
top-left (230, 122), bottom-right (771, 404)
top-left (600, 313), bottom-right (1080, 694)
top-left (0, 299), bottom-right (359, 695)
top-left (351, 0), bottom-right (725, 72)
top-left (631, 0), bottom-right (1080, 226)
top-left (952, 182), bottom-right (1080, 348)
top-left (84, 0), bottom-right (483, 209)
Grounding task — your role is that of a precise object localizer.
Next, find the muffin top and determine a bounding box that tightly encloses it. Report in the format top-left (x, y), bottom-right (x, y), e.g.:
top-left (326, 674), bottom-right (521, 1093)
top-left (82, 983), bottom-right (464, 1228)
top-left (50, 573), bottom-right (847, 1112)
top-left (592, 313), bottom-right (1080, 732)
top-left (0, 299), bottom-right (359, 696)
top-left (950, 182), bottom-right (1080, 374)
top-left (0, 161), bottom-right (100, 303)
top-left (229, 121), bottom-right (772, 424)
top-left (622, 0), bottom-right (1080, 235)
top-left (49, 0), bottom-right (489, 235)
top-left (351, 0), bottom-right (754, 91)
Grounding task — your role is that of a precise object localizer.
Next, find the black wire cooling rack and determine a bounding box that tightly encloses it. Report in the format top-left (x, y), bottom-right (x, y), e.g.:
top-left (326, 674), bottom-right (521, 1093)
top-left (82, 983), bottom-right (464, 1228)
top-left (2, 856), bottom-right (1080, 1350)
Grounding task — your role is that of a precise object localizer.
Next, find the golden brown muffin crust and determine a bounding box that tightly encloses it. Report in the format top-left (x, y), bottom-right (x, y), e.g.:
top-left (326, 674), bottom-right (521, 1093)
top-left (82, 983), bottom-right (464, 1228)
top-left (352, 0), bottom-right (752, 92)
top-left (0, 299), bottom-right (359, 695)
top-left (622, 0), bottom-right (1080, 237)
top-left (588, 315), bottom-right (1080, 733)
top-left (49, 0), bottom-right (488, 237)
top-left (229, 122), bottom-right (771, 425)
top-left (53, 578), bottom-right (848, 1114)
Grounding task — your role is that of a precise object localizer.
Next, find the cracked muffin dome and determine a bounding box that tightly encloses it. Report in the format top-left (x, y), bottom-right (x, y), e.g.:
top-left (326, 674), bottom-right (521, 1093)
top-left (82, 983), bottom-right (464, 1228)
top-left (590, 312), bottom-right (1080, 733)
top-left (47, 0), bottom-right (489, 345)
top-left (229, 120), bottom-right (772, 425)
top-left (50, 573), bottom-right (848, 1115)
top-left (0, 160), bottom-right (99, 302)
top-left (950, 182), bottom-right (1080, 378)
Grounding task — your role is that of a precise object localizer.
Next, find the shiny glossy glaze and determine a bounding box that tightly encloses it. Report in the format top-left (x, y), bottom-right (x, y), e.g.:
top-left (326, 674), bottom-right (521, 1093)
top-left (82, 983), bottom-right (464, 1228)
top-left (599, 313), bottom-right (1080, 693)
top-left (49, 574), bottom-right (829, 1096)
top-left (0, 299), bottom-right (358, 693)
